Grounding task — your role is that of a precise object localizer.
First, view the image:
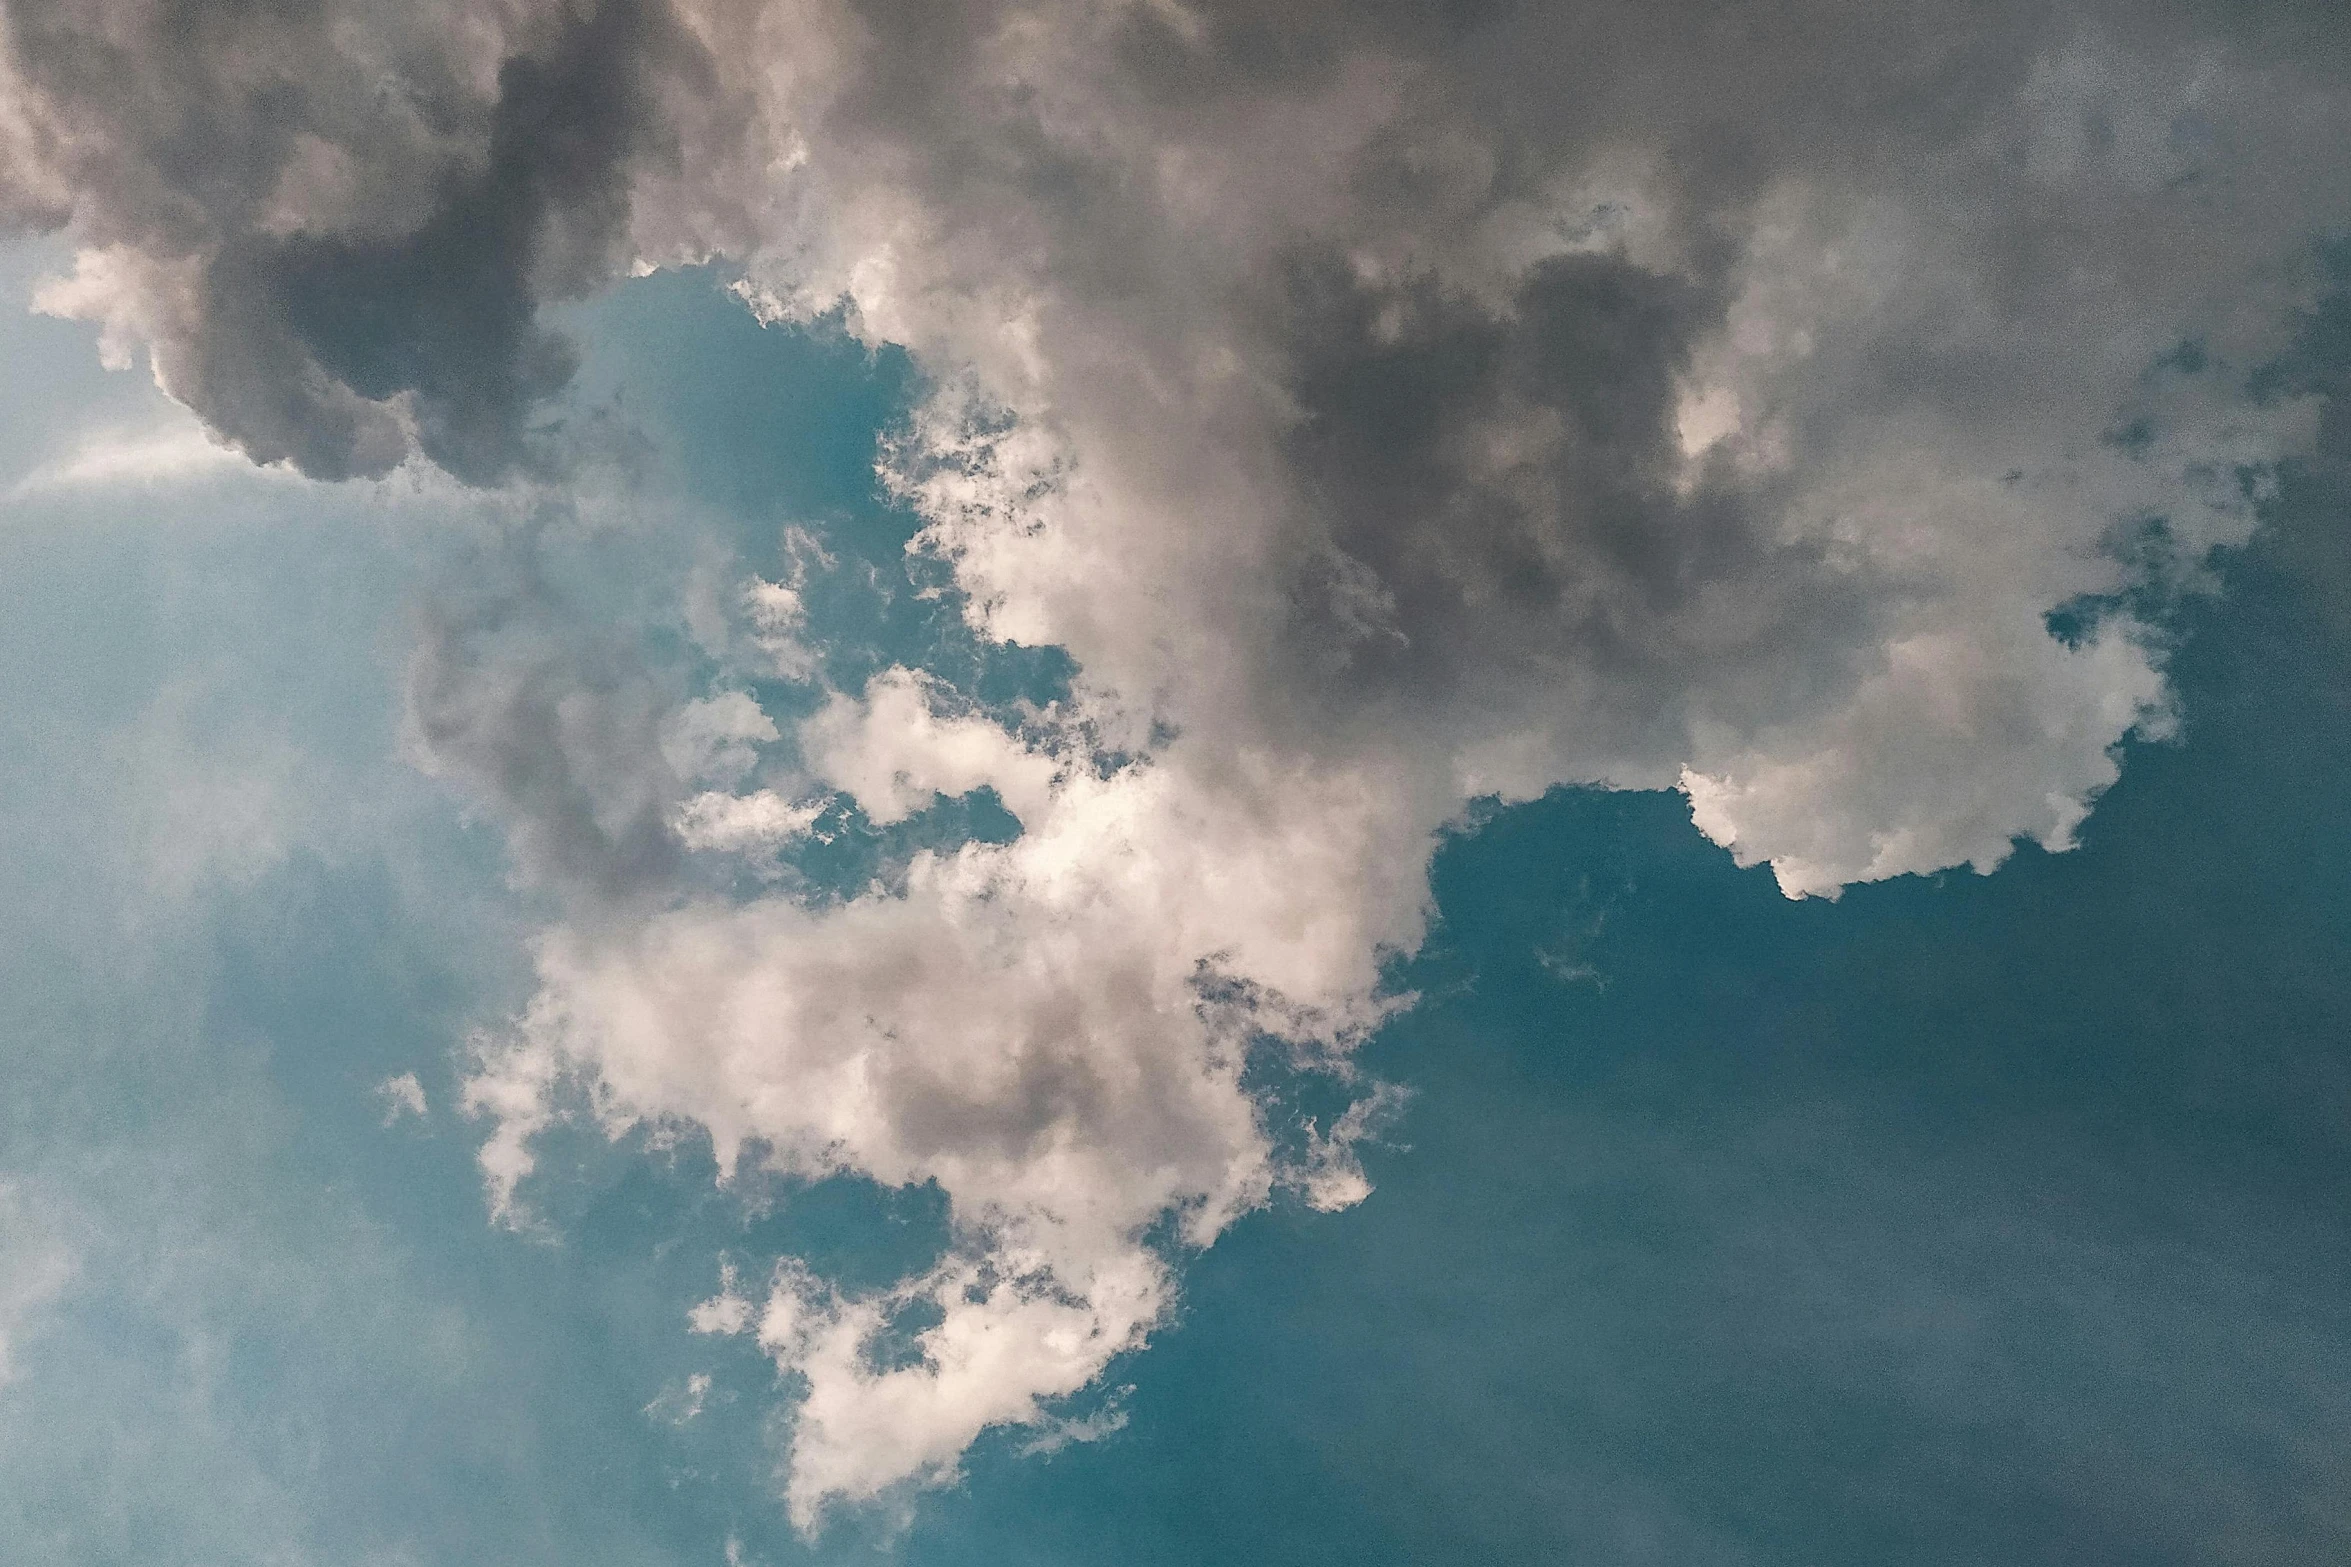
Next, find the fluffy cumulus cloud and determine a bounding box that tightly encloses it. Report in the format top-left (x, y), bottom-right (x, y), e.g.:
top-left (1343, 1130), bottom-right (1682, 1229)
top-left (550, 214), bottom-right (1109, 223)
top-left (9, 0), bottom-right (2351, 1530)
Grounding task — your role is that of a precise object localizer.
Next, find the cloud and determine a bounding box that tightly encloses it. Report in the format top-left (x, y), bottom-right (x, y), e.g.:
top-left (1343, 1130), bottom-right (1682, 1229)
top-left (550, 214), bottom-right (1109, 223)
top-left (643, 1370), bottom-right (712, 1425)
top-left (465, 664), bottom-right (1426, 1524)
top-left (402, 524), bottom-right (693, 903)
top-left (376, 1072), bottom-right (429, 1126)
top-left (1295, 1080), bottom-right (1413, 1214)
top-left (3, 417), bottom-right (256, 498)
top-left (4, 0), bottom-right (732, 481)
top-left (0, 1182), bottom-right (73, 1390)
top-left (672, 789), bottom-right (824, 852)
top-left (15, 0), bottom-right (2351, 1533)
top-left (734, 0), bottom-right (2337, 886)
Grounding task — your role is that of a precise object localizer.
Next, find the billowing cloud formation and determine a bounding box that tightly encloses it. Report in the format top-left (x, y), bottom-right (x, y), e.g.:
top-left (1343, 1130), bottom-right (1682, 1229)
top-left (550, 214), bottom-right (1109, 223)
top-left (10, 0), bottom-right (2351, 1532)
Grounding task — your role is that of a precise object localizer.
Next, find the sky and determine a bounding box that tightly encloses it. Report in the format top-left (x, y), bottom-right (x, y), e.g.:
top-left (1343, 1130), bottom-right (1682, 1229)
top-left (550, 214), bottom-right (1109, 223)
top-left (1, 2), bottom-right (2349, 1563)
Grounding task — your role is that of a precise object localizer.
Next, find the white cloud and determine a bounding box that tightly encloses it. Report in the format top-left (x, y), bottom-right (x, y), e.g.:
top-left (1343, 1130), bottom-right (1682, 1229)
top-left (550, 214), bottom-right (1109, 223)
top-left (1017, 1387), bottom-right (1130, 1458)
top-left (1295, 1081), bottom-right (1413, 1214)
top-left (375, 1073), bottom-right (429, 1126)
top-left (660, 692), bottom-right (781, 788)
top-left (798, 669), bottom-right (1061, 828)
top-left (744, 559), bottom-right (826, 683)
top-left (688, 1265), bottom-right (756, 1337)
top-left (672, 789), bottom-right (824, 853)
top-left (469, 666), bottom-right (1431, 1525)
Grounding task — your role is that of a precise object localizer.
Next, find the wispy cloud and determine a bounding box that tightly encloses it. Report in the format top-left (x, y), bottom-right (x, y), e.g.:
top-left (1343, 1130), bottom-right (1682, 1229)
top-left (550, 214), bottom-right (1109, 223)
top-left (0, 1183), bottom-right (73, 1391)
top-left (6, 421), bottom-right (268, 501)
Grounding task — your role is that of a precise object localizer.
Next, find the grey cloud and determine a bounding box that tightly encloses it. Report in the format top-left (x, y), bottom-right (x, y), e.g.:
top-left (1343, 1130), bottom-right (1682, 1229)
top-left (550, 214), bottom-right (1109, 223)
top-left (1274, 245), bottom-right (1881, 756)
top-left (248, 0), bottom-right (701, 481)
top-left (671, 0), bottom-right (2345, 892)
top-left (3, 0), bottom-right (707, 481)
top-left (404, 527), bottom-right (688, 903)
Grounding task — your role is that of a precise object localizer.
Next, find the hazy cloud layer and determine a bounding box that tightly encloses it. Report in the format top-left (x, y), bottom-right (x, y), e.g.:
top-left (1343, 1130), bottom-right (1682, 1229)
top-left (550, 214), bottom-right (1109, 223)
top-left (10, 0), bottom-right (2351, 1530)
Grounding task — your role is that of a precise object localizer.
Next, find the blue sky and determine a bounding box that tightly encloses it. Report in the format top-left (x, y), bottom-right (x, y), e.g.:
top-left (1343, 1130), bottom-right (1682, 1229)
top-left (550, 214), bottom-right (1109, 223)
top-left (5, 6), bottom-right (2351, 1562)
top-left (3, 248), bottom-right (2348, 1566)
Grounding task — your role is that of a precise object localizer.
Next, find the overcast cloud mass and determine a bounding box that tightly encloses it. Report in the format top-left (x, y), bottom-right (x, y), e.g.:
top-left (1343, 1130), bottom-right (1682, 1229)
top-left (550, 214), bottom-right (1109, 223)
top-left (5, 0), bottom-right (2350, 1537)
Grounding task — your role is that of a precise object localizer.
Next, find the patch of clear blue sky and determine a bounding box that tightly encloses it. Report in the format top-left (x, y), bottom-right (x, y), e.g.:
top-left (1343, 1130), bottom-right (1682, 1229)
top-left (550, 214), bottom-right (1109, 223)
top-left (1, 254), bottom-right (2346, 1565)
